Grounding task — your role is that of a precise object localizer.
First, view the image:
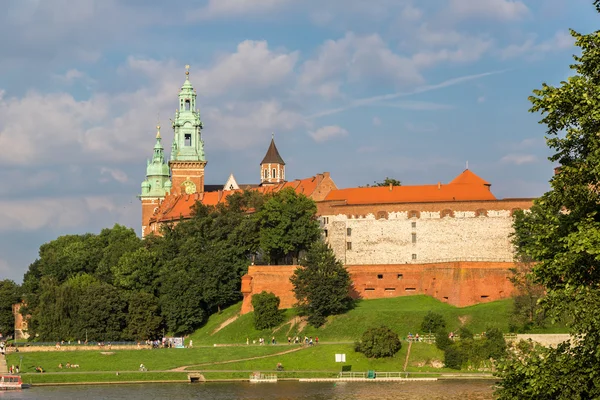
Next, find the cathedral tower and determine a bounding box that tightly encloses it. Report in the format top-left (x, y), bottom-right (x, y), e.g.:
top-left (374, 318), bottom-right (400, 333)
top-left (260, 134), bottom-right (285, 185)
top-left (139, 124), bottom-right (172, 235)
top-left (169, 65), bottom-right (206, 195)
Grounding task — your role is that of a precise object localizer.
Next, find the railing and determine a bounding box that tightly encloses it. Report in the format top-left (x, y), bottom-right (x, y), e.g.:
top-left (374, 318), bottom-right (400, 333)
top-left (373, 372), bottom-right (407, 378)
top-left (406, 333), bottom-right (519, 343)
top-left (338, 372), bottom-right (367, 379)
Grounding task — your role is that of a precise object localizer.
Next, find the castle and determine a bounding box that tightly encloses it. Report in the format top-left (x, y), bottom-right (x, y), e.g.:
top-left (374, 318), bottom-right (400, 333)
top-left (140, 67), bottom-right (534, 314)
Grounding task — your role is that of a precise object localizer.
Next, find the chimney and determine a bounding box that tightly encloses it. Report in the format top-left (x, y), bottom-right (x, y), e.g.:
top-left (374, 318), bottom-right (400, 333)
top-left (389, 183), bottom-right (393, 191)
top-left (438, 182), bottom-right (441, 190)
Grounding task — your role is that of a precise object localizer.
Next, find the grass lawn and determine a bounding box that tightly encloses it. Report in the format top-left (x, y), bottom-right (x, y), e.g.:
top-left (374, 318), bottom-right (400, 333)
top-left (6, 345), bottom-right (290, 374)
top-left (190, 296), bottom-right (567, 346)
top-left (19, 372), bottom-right (188, 385)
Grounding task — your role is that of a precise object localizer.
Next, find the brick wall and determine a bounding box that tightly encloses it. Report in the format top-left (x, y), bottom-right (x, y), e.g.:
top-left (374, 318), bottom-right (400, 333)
top-left (240, 261), bottom-right (517, 314)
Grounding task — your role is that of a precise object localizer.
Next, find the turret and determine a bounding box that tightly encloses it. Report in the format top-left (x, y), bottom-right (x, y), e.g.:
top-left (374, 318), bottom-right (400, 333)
top-left (260, 134), bottom-right (285, 185)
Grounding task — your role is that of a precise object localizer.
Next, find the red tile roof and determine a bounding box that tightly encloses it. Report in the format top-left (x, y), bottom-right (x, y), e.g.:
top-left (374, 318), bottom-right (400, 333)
top-left (324, 169), bottom-right (496, 205)
top-left (149, 173), bottom-right (329, 224)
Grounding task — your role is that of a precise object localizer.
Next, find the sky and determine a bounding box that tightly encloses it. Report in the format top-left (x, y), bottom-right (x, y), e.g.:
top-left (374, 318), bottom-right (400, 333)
top-left (0, 0), bottom-right (597, 282)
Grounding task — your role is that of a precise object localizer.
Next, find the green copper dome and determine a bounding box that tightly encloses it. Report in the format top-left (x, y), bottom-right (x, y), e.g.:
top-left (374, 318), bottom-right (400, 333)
top-left (139, 125), bottom-right (172, 198)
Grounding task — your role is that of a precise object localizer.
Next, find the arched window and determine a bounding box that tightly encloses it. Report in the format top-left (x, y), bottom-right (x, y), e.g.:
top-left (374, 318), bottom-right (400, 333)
top-left (441, 209), bottom-right (454, 218)
top-left (377, 211), bottom-right (388, 220)
top-left (264, 169), bottom-right (268, 179)
top-left (272, 168), bottom-right (276, 179)
top-left (185, 99), bottom-right (191, 111)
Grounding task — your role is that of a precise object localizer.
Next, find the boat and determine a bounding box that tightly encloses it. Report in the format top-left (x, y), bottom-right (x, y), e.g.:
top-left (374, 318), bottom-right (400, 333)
top-left (249, 372), bottom-right (277, 383)
top-left (0, 375), bottom-right (23, 390)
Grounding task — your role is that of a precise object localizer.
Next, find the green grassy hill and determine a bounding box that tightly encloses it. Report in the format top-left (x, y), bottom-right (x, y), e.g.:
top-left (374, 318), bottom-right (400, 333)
top-left (189, 295), bottom-right (566, 346)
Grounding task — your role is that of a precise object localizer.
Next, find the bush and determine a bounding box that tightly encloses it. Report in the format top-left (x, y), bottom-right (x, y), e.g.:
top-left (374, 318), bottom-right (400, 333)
top-left (482, 327), bottom-right (507, 360)
top-left (458, 326), bottom-right (474, 340)
top-left (435, 329), bottom-right (453, 351)
top-left (444, 345), bottom-right (464, 370)
top-left (421, 311), bottom-right (446, 333)
top-left (251, 291), bottom-right (284, 330)
top-left (356, 326), bottom-right (402, 358)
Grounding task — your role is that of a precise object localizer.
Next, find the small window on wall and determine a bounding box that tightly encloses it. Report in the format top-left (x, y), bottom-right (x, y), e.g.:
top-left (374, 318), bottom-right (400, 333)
top-left (412, 253), bottom-right (417, 260)
top-left (324, 229), bottom-right (328, 238)
top-left (346, 242), bottom-right (352, 250)
top-left (397, 274), bottom-right (403, 279)
top-left (412, 233), bottom-right (417, 243)
top-left (409, 211), bottom-right (418, 218)
top-left (411, 222), bottom-right (416, 228)
top-left (264, 169), bottom-right (268, 179)
top-left (377, 274), bottom-right (383, 279)
top-left (184, 134), bottom-right (192, 146)
top-left (442, 209), bottom-right (453, 218)
top-left (185, 99), bottom-right (191, 111)
top-left (347, 228), bottom-right (352, 236)
top-left (272, 168), bottom-right (276, 178)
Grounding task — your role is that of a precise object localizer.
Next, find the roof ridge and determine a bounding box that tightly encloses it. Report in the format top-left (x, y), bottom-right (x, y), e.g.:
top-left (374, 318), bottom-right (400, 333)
top-left (260, 138), bottom-right (285, 165)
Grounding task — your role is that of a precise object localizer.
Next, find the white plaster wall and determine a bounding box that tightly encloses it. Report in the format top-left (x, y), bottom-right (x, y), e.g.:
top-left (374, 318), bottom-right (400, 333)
top-left (321, 211), bottom-right (516, 265)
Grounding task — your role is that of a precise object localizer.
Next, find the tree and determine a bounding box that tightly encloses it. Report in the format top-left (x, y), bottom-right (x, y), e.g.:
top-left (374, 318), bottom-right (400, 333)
top-left (290, 240), bottom-right (354, 327)
top-left (126, 292), bottom-right (163, 340)
top-left (0, 280), bottom-right (20, 338)
top-left (257, 188), bottom-right (321, 265)
top-left (435, 329), bottom-right (453, 351)
top-left (251, 291), bottom-right (283, 330)
top-left (496, 15), bottom-right (600, 398)
top-left (370, 177), bottom-right (402, 187)
top-left (356, 326), bottom-right (401, 358)
top-left (421, 311), bottom-right (446, 333)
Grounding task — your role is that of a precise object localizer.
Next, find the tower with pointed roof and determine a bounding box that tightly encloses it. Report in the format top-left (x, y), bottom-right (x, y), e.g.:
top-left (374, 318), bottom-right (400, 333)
top-left (139, 124), bottom-right (172, 235)
top-left (260, 134), bottom-right (285, 185)
top-left (169, 65), bottom-right (206, 195)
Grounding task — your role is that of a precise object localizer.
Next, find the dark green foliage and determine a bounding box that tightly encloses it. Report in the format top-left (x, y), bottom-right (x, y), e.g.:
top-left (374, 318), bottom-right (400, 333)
top-left (421, 311), bottom-right (446, 333)
top-left (126, 292), bottom-right (163, 340)
top-left (458, 326), bottom-right (473, 340)
top-left (290, 241), bottom-right (354, 327)
top-left (370, 177), bottom-right (402, 187)
top-left (257, 188), bottom-right (321, 265)
top-left (251, 291), bottom-right (283, 330)
top-left (435, 329), bottom-right (453, 351)
top-left (482, 327), bottom-right (506, 360)
top-left (444, 345), bottom-right (464, 370)
top-left (0, 280), bottom-right (20, 337)
top-left (356, 326), bottom-right (402, 358)
top-left (496, 16), bottom-right (600, 399)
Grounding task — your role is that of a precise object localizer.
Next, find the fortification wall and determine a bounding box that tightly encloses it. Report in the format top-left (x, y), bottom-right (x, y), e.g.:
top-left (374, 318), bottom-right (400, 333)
top-left (319, 199), bottom-right (533, 265)
top-left (240, 262), bottom-right (516, 314)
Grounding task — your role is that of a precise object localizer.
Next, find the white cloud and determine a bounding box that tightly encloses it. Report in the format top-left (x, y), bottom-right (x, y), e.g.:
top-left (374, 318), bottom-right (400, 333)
top-left (501, 153), bottom-right (537, 165)
top-left (372, 116), bottom-right (382, 126)
top-left (309, 125), bottom-right (349, 142)
top-left (379, 100), bottom-right (454, 111)
top-left (500, 31), bottom-right (574, 60)
top-left (448, 0), bottom-right (529, 21)
top-left (298, 32), bottom-right (424, 98)
top-left (190, 0), bottom-right (292, 19)
top-left (100, 167), bottom-right (128, 183)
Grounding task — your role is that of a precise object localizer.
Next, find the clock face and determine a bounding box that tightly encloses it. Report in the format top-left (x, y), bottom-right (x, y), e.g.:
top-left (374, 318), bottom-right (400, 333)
top-left (182, 180), bottom-right (196, 194)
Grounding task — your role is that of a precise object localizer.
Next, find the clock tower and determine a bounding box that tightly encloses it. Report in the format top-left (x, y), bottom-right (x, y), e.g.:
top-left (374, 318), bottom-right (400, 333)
top-left (169, 65), bottom-right (206, 195)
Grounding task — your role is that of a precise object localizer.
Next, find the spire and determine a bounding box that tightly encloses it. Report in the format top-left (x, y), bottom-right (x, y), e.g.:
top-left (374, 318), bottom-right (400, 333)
top-left (140, 124), bottom-right (171, 199)
top-left (156, 123), bottom-right (161, 139)
top-left (261, 136), bottom-right (285, 165)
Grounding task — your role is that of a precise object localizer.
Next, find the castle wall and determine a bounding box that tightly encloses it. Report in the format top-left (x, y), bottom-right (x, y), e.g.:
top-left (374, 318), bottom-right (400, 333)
top-left (319, 199), bottom-right (533, 265)
top-left (240, 261), bottom-right (517, 314)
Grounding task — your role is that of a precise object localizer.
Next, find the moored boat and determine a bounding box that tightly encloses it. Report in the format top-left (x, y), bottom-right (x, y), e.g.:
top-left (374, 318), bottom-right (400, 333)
top-left (0, 375), bottom-right (23, 390)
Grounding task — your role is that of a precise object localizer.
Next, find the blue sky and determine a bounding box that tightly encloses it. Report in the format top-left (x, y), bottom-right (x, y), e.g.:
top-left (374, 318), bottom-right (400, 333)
top-left (0, 0), bottom-right (596, 282)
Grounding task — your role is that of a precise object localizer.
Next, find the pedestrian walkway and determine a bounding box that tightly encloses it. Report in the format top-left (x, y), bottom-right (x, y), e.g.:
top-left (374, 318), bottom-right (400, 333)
top-left (0, 353), bottom-right (8, 373)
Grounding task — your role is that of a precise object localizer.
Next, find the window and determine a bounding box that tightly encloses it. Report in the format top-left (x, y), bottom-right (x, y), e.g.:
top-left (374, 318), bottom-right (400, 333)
top-left (412, 233), bottom-right (417, 243)
top-left (443, 296), bottom-right (449, 300)
top-left (324, 229), bottom-right (328, 238)
top-left (377, 211), bottom-right (388, 220)
top-left (397, 274), bottom-right (403, 280)
top-left (264, 169), bottom-right (268, 179)
top-left (346, 242), bottom-right (352, 250)
top-left (184, 133), bottom-right (192, 146)
top-left (411, 222), bottom-right (416, 228)
top-left (442, 209), bottom-right (453, 218)
top-left (410, 211), bottom-right (417, 218)
top-left (385, 288), bottom-right (396, 291)
top-left (412, 253), bottom-right (417, 260)
top-left (405, 287), bottom-right (416, 292)
top-left (476, 209), bottom-right (487, 217)
top-left (480, 295), bottom-right (489, 299)
top-left (272, 168), bottom-right (276, 178)
top-left (347, 228), bottom-right (352, 236)
top-left (365, 288), bottom-right (375, 291)
top-left (185, 99), bottom-right (191, 111)
top-left (377, 274), bottom-right (383, 279)
top-left (323, 217), bottom-right (329, 224)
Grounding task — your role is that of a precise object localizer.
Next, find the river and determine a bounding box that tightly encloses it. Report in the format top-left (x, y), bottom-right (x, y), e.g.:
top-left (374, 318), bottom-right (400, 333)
top-left (0, 381), bottom-right (495, 399)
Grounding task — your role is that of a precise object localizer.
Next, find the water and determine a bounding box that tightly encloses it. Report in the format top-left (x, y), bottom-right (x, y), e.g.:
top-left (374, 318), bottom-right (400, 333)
top-left (0, 381), bottom-right (495, 399)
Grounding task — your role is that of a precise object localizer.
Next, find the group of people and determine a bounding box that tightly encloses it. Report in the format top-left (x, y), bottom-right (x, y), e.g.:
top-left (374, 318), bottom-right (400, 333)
top-left (58, 362), bottom-right (80, 369)
top-left (246, 336), bottom-right (320, 346)
top-left (407, 332), bottom-right (421, 342)
top-left (8, 364), bottom-right (19, 374)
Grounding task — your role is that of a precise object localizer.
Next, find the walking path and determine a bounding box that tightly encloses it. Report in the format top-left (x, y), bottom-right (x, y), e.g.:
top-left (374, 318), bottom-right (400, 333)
top-left (403, 341), bottom-right (412, 372)
top-left (0, 353), bottom-right (8, 373)
top-left (169, 346), bottom-right (306, 371)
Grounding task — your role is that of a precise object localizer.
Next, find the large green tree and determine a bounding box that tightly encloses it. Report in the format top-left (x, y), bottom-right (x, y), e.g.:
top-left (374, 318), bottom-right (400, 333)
top-left (290, 240), bottom-right (354, 327)
top-left (257, 188), bottom-right (321, 265)
top-left (0, 280), bottom-right (20, 338)
top-left (496, 14), bottom-right (600, 398)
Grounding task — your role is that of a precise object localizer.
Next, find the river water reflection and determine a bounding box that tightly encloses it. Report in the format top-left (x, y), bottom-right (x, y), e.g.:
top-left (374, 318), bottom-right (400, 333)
top-left (0, 381), bottom-right (495, 399)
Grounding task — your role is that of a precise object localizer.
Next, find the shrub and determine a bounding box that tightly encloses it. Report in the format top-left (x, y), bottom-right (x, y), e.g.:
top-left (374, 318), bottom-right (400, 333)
top-left (421, 311), bottom-right (446, 333)
top-left (482, 327), bottom-right (507, 360)
top-left (251, 291), bottom-right (284, 330)
top-left (444, 345), bottom-right (464, 370)
top-left (435, 329), bottom-right (453, 351)
top-left (458, 326), bottom-right (474, 340)
top-left (356, 326), bottom-right (402, 358)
